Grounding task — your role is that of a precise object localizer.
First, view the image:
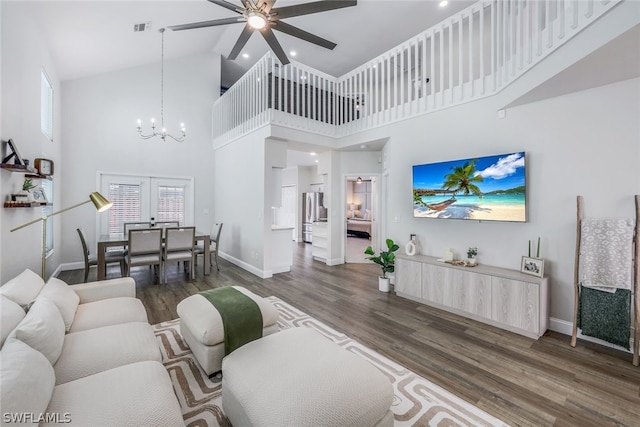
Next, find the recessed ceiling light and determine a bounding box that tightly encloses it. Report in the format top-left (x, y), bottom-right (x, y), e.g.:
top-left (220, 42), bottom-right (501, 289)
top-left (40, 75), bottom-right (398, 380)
top-left (290, 51), bottom-right (297, 57)
top-left (315, 160), bottom-right (319, 163)
top-left (242, 53), bottom-right (250, 59)
top-left (360, 144), bottom-right (367, 149)
top-left (439, 0), bottom-right (448, 7)
top-left (310, 152), bottom-right (317, 156)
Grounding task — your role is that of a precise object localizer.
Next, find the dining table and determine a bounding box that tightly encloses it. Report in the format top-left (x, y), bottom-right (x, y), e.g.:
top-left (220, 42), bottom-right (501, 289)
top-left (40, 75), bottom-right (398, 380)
top-left (97, 231), bottom-right (210, 281)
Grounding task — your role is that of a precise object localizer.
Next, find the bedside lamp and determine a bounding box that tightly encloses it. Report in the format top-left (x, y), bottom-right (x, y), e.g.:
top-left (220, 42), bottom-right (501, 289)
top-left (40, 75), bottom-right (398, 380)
top-left (11, 192), bottom-right (113, 278)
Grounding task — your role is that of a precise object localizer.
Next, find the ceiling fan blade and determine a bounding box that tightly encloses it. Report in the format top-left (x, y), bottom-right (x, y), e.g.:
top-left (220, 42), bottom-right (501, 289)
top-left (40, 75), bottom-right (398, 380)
top-left (168, 16), bottom-right (245, 31)
top-left (260, 27), bottom-right (290, 65)
top-left (207, 0), bottom-right (243, 13)
top-left (228, 24), bottom-right (255, 60)
top-left (271, 0), bottom-right (357, 20)
top-left (271, 21), bottom-right (336, 50)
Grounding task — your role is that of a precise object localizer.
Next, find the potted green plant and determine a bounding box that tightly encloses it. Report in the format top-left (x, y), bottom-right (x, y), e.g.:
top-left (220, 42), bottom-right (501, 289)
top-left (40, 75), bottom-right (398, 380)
top-left (21, 178), bottom-right (37, 201)
top-left (466, 247), bottom-right (478, 265)
top-left (364, 238), bottom-right (400, 292)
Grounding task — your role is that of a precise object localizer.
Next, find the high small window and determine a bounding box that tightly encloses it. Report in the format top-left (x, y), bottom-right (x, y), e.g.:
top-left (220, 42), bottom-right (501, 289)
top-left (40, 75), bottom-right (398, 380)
top-left (41, 70), bottom-right (54, 141)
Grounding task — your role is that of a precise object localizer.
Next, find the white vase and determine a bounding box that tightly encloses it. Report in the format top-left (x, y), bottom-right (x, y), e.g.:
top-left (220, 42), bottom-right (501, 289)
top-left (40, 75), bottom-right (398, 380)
top-left (378, 276), bottom-right (390, 292)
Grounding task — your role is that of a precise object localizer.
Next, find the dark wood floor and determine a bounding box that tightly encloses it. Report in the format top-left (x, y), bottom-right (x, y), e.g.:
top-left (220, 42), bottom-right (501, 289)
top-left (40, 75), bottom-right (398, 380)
top-left (58, 243), bottom-right (640, 427)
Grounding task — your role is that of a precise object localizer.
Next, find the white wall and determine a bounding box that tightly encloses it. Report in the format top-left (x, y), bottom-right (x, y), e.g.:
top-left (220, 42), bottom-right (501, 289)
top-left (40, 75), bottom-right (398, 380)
top-left (1, 3), bottom-right (63, 282)
top-left (60, 52), bottom-right (220, 265)
top-left (213, 127), bottom-right (269, 276)
top-left (383, 77), bottom-right (640, 323)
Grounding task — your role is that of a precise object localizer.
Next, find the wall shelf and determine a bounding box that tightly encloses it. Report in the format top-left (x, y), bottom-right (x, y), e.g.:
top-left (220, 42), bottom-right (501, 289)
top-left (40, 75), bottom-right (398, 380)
top-left (0, 163), bottom-right (37, 174)
top-left (4, 201), bottom-right (51, 208)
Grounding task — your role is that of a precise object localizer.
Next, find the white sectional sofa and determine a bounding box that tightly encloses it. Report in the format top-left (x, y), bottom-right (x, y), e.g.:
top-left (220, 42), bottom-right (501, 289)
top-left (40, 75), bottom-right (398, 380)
top-left (0, 269), bottom-right (184, 426)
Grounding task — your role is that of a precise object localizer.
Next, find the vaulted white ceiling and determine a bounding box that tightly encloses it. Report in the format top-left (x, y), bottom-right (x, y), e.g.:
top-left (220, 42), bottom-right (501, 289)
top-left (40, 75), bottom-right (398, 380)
top-left (25, 0), bottom-right (475, 82)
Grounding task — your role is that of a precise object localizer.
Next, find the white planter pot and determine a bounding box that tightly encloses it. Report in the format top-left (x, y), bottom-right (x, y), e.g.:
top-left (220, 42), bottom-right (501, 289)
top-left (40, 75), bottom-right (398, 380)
top-left (378, 276), bottom-right (390, 293)
top-left (467, 257), bottom-right (476, 265)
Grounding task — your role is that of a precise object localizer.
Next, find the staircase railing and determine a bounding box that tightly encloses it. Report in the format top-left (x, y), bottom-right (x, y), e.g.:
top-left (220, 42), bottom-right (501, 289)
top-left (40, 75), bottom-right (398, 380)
top-left (212, 0), bottom-right (621, 145)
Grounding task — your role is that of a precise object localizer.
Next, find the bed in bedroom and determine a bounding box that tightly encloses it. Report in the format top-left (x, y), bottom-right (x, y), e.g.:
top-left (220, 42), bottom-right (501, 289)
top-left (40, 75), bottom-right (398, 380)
top-left (346, 218), bottom-right (372, 239)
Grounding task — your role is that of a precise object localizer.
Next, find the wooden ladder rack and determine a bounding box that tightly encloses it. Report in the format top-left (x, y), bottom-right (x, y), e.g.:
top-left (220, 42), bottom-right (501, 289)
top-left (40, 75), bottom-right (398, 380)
top-left (571, 195), bottom-right (639, 366)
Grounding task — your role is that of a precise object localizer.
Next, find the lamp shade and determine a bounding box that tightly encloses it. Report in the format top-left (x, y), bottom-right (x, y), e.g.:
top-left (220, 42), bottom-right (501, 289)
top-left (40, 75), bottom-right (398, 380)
top-left (89, 192), bottom-right (112, 212)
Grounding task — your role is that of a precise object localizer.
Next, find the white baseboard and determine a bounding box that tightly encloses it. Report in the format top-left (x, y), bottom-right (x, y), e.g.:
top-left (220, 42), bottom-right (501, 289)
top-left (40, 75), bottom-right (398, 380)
top-left (218, 252), bottom-right (271, 279)
top-left (326, 257), bottom-right (344, 266)
top-left (549, 317), bottom-right (634, 354)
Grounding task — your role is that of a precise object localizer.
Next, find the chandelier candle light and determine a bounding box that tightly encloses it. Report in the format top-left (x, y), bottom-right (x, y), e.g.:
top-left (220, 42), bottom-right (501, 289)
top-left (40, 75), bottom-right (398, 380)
top-left (137, 28), bottom-right (185, 142)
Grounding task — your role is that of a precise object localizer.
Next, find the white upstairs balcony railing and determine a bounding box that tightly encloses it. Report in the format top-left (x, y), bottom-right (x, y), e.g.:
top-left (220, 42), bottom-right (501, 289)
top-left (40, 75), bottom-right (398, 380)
top-left (212, 0), bottom-right (621, 145)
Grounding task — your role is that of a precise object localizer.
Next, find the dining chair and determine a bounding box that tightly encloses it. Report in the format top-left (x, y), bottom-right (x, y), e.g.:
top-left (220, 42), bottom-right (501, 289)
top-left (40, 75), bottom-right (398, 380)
top-left (194, 222), bottom-right (223, 271)
top-left (155, 221), bottom-right (180, 231)
top-left (77, 228), bottom-right (125, 282)
top-left (123, 221), bottom-right (152, 235)
top-left (125, 228), bottom-right (163, 283)
top-left (163, 226), bottom-right (196, 284)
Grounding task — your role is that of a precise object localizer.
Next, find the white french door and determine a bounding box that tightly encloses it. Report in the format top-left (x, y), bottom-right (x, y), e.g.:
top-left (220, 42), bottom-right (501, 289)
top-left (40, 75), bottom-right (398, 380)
top-left (99, 173), bottom-right (194, 236)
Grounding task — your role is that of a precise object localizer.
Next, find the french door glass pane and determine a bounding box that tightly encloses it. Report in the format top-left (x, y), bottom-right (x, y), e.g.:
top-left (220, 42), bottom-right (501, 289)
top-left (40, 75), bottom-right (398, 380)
top-left (156, 185), bottom-right (185, 225)
top-left (107, 183), bottom-right (142, 235)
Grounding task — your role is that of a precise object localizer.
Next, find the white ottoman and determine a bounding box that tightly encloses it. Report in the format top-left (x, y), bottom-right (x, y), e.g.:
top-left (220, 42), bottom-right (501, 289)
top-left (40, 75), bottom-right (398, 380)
top-left (177, 286), bottom-right (279, 375)
top-left (222, 327), bottom-right (394, 427)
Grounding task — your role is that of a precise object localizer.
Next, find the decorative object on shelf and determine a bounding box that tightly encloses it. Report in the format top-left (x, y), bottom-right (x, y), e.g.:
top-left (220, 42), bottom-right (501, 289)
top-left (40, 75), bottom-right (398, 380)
top-left (364, 238), bottom-right (399, 293)
top-left (446, 259), bottom-right (478, 267)
top-left (443, 247), bottom-right (454, 261)
top-left (11, 193), bottom-right (30, 202)
top-left (31, 187), bottom-right (48, 203)
top-left (521, 256), bottom-right (544, 277)
top-left (528, 236), bottom-right (541, 258)
top-left (467, 247), bottom-right (478, 265)
top-left (10, 192), bottom-right (113, 278)
top-left (34, 158), bottom-right (54, 176)
top-left (2, 138), bottom-right (25, 165)
top-left (22, 177), bottom-right (36, 192)
top-left (405, 234), bottom-right (417, 256)
top-left (136, 28), bottom-right (186, 142)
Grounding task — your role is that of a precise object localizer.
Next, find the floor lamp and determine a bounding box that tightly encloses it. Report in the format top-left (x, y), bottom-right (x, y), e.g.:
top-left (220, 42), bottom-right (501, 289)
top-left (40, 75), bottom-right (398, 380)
top-left (10, 192), bottom-right (113, 278)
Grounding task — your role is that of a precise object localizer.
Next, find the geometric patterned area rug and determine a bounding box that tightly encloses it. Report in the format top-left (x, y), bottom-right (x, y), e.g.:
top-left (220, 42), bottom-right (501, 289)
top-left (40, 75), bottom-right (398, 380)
top-left (153, 296), bottom-right (510, 427)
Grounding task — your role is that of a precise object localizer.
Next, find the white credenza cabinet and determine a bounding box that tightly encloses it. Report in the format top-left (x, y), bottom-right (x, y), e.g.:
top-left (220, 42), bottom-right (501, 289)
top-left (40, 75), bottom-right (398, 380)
top-left (395, 254), bottom-right (549, 339)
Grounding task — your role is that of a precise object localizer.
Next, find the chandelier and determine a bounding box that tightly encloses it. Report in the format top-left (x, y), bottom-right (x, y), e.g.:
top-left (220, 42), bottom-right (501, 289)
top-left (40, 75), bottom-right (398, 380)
top-left (137, 28), bottom-right (185, 142)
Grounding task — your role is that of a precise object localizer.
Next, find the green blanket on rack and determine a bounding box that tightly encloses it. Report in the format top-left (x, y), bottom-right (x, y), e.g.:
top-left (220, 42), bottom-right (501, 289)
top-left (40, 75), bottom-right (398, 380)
top-left (199, 287), bottom-right (263, 355)
top-left (578, 285), bottom-right (631, 350)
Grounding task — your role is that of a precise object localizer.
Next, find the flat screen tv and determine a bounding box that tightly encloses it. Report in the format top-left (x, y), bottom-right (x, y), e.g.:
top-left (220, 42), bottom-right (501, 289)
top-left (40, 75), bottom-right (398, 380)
top-left (412, 151), bottom-right (526, 222)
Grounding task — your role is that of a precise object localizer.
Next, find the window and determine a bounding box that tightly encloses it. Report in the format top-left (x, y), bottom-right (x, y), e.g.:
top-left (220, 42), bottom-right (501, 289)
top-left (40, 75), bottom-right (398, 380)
top-left (41, 70), bottom-right (54, 141)
top-left (41, 179), bottom-right (54, 256)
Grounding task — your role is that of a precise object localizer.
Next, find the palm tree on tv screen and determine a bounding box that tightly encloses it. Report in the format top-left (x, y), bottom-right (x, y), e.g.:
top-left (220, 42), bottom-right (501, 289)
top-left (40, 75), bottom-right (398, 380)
top-left (442, 160), bottom-right (484, 196)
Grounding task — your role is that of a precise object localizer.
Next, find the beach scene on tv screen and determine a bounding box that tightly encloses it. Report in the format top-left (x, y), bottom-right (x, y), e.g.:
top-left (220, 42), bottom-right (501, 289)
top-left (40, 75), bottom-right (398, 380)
top-left (413, 151), bottom-right (526, 222)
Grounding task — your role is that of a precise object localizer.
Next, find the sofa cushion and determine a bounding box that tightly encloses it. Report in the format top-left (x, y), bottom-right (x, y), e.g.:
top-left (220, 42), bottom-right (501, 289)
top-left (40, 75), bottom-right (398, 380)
top-left (54, 322), bottom-right (162, 384)
top-left (44, 361), bottom-right (185, 427)
top-left (0, 338), bottom-right (56, 421)
top-left (40, 277), bottom-right (80, 332)
top-left (68, 297), bottom-right (148, 333)
top-left (1, 295), bottom-right (25, 347)
top-left (0, 268), bottom-right (45, 307)
top-left (14, 298), bottom-right (65, 365)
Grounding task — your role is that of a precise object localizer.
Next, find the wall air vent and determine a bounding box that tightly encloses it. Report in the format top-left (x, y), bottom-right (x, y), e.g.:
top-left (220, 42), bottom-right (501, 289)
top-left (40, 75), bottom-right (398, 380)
top-left (133, 22), bottom-right (152, 32)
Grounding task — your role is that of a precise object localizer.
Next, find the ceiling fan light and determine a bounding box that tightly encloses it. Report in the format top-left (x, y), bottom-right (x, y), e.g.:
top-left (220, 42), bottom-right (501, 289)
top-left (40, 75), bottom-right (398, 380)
top-left (247, 11), bottom-right (267, 29)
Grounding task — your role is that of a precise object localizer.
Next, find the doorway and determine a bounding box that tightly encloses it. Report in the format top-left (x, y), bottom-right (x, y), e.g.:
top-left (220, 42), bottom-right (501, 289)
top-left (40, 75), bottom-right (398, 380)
top-left (344, 175), bottom-right (379, 263)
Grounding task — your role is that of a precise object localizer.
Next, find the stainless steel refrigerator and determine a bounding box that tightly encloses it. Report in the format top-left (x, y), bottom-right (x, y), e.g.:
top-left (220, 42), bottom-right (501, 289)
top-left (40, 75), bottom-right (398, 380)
top-left (302, 192), bottom-right (325, 243)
